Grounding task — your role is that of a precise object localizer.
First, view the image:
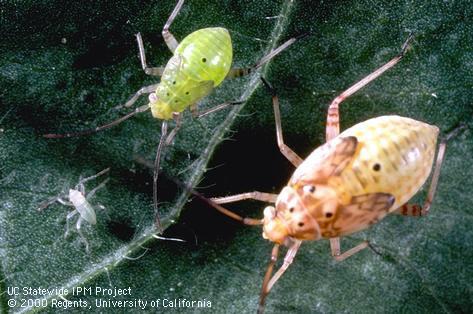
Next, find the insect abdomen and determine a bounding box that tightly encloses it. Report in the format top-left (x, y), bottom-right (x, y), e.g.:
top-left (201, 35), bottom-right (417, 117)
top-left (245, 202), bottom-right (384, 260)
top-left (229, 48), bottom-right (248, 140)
top-left (175, 27), bottom-right (232, 86)
top-left (336, 115), bottom-right (439, 210)
top-left (153, 28), bottom-right (233, 118)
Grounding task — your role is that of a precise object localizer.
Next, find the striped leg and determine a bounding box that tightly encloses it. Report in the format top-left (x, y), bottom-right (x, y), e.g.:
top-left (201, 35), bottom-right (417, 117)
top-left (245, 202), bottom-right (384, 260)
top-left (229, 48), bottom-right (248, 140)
top-left (326, 34), bottom-right (413, 141)
top-left (394, 123), bottom-right (467, 216)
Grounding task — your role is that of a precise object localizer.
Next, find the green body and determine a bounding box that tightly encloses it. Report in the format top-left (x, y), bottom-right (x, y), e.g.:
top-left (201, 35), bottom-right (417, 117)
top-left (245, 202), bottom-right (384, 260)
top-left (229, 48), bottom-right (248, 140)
top-left (150, 27), bottom-right (233, 119)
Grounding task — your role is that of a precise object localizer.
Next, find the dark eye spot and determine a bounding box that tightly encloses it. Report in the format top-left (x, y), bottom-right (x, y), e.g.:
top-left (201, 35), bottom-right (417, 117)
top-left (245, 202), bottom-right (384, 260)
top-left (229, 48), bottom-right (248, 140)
top-left (167, 93), bottom-right (170, 96)
top-left (298, 222), bottom-right (304, 227)
top-left (172, 81), bottom-right (176, 85)
top-left (373, 163), bottom-right (381, 171)
top-left (289, 207), bottom-right (294, 213)
top-left (202, 57), bottom-right (207, 63)
top-left (185, 91), bottom-right (189, 95)
top-left (325, 212), bottom-right (333, 218)
top-left (175, 100), bottom-right (178, 103)
top-left (309, 185), bottom-right (316, 193)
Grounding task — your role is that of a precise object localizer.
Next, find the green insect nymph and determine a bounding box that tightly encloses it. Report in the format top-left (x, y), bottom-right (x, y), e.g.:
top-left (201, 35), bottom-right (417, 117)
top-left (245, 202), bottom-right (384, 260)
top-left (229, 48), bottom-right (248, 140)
top-left (43, 0), bottom-right (298, 231)
top-left (151, 27), bottom-right (232, 120)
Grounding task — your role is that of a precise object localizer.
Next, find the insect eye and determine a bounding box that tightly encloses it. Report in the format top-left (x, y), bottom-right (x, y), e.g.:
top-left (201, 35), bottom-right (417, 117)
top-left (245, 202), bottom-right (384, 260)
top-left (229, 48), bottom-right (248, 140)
top-left (289, 207), bottom-right (294, 213)
top-left (172, 81), bottom-right (176, 85)
top-left (185, 91), bottom-right (190, 95)
top-left (202, 57), bottom-right (207, 63)
top-left (298, 222), bottom-right (304, 227)
top-left (303, 185), bottom-right (316, 194)
top-left (373, 163), bottom-right (381, 171)
top-left (325, 212), bottom-right (333, 218)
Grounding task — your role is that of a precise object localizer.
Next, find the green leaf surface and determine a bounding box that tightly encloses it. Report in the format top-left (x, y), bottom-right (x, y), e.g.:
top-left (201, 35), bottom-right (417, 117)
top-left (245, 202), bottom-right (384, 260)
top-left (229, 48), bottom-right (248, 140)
top-left (1, 0), bottom-right (472, 313)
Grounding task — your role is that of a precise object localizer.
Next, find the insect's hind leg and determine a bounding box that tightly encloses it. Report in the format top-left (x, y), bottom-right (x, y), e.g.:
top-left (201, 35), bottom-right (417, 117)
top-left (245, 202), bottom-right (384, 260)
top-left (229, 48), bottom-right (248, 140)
top-left (393, 123), bottom-right (467, 217)
top-left (136, 33), bottom-right (165, 76)
top-left (226, 36), bottom-right (298, 79)
top-left (162, 0), bottom-right (184, 53)
top-left (261, 77), bottom-right (303, 167)
top-left (326, 34), bottom-right (413, 141)
top-left (329, 238), bottom-right (377, 262)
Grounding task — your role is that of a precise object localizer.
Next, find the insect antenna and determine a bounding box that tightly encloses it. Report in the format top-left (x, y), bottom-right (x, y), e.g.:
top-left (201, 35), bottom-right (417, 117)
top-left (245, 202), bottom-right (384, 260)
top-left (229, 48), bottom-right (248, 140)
top-left (134, 152), bottom-right (263, 227)
top-left (43, 104), bottom-right (150, 138)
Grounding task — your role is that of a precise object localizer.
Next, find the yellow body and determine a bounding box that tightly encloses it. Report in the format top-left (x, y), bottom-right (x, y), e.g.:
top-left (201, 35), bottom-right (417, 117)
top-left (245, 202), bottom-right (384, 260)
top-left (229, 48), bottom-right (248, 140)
top-left (336, 115), bottom-right (438, 210)
top-left (263, 115), bottom-right (439, 244)
top-left (150, 27), bottom-right (233, 120)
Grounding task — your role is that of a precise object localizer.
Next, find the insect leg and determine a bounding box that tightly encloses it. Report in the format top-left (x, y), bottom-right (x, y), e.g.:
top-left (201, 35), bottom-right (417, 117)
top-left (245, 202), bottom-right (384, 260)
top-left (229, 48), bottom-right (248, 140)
top-left (191, 100), bottom-right (243, 119)
top-left (37, 196), bottom-right (62, 211)
top-left (115, 83), bottom-right (159, 109)
top-left (394, 123), bottom-right (467, 216)
top-left (76, 218), bottom-right (90, 253)
top-left (226, 36), bottom-right (299, 79)
top-left (152, 114), bottom-right (183, 231)
top-left (165, 113), bottom-right (183, 145)
top-left (329, 237), bottom-right (371, 261)
top-left (38, 192), bottom-right (73, 211)
top-left (43, 104), bottom-right (150, 138)
top-left (162, 0), bottom-right (184, 53)
top-left (326, 34), bottom-right (413, 141)
top-left (211, 192), bottom-right (278, 204)
top-left (65, 209), bottom-right (78, 238)
top-left (57, 197), bottom-right (73, 206)
top-left (153, 121), bottom-right (170, 232)
top-left (261, 77), bottom-right (303, 167)
top-left (76, 168), bottom-right (110, 189)
top-left (136, 33), bottom-right (165, 76)
top-left (258, 240), bottom-right (302, 314)
top-left (85, 178), bottom-right (110, 201)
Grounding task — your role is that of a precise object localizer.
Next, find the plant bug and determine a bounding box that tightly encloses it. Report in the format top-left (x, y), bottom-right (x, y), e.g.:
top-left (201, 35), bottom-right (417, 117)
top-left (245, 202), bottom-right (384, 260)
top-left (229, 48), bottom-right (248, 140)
top-left (42, 0), bottom-right (299, 231)
top-left (203, 34), bottom-right (467, 313)
top-left (37, 168), bottom-right (110, 252)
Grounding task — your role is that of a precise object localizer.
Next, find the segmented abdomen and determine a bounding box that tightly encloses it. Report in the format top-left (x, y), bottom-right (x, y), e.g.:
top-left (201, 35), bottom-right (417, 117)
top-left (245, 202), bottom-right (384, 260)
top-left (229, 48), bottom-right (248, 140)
top-left (336, 115), bottom-right (439, 211)
top-left (156, 27), bottom-right (233, 113)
